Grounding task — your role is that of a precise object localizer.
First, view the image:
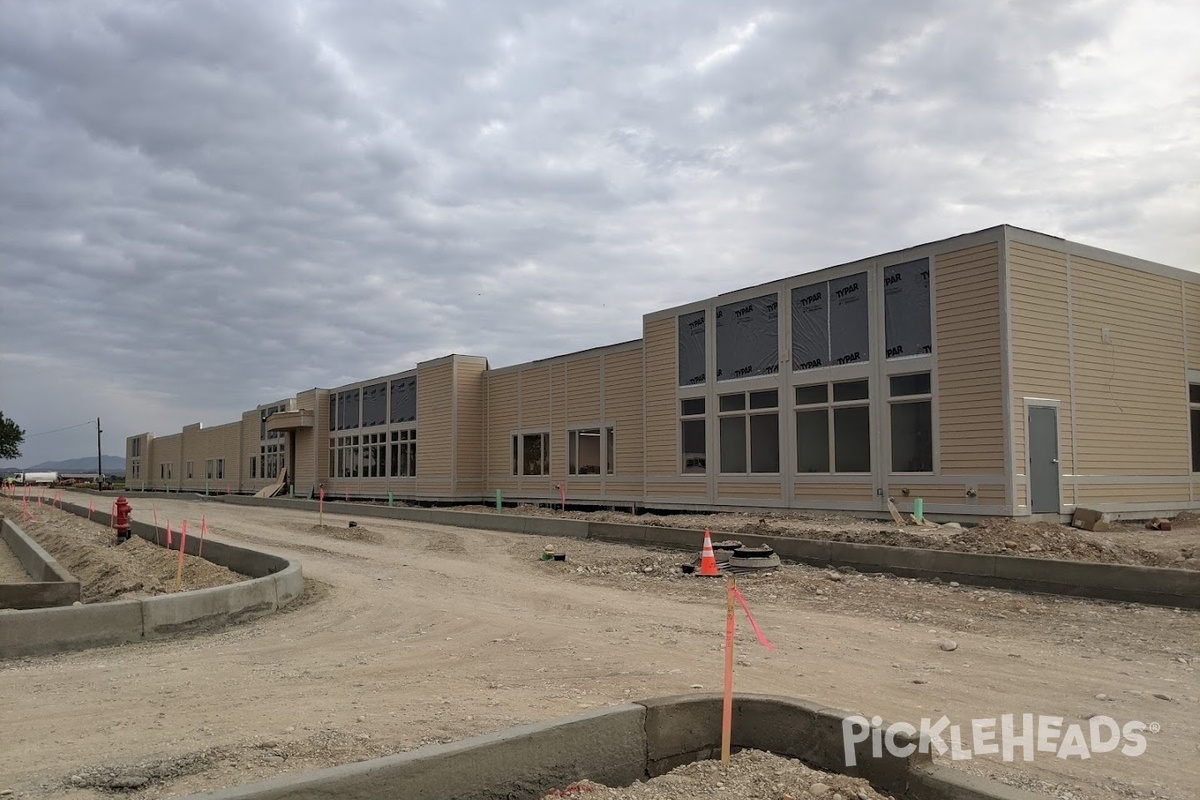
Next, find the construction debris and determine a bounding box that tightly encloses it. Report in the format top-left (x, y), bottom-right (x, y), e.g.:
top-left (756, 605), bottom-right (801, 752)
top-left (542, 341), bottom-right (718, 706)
top-left (253, 466), bottom-right (290, 499)
top-left (1072, 508), bottom-right (1112, 532)
top-left (1146, 517), bottom-right (1173, 531)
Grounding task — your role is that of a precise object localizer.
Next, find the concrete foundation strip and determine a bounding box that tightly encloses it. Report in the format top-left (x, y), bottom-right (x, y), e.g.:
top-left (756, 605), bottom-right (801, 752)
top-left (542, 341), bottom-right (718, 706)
top-left (0, 501), bottom-right (303, 660)
top-left (0, 517), bottom-right (81, 609)
top-left (203, 494), bottom-right (1200, 609)
top-left (175, 693), bottom-right (1045, 800)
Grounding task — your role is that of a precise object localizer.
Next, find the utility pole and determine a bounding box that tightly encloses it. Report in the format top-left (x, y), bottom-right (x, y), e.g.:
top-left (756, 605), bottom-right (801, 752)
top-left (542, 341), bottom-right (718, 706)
top-left (96, 417), bottom-right (103, 488)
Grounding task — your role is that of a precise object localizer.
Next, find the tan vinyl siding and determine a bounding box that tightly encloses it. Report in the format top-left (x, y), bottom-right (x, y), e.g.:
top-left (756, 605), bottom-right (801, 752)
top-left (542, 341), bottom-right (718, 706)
top-left (1069, 255), bottom-right (1188, 475)
top-left (644, 318), bottom-right (676, 476)
top-left (1074, 482), bottom-right (1189, 505)
top-left (416, 362), bottom-right (453, 482)
top-left (793, 483), bottom-right (874, 501)
top-left (646, 480), bottom-right (708, 498)
top-left (605, 348), bottom-right (645, 486)
top-left (551, 364), bottom-right (567, 483)
top-left (521, 366), bottom-right (551, 428)
top-left (153, 433), bottom-right (182, 489)
top-left (887, 484), bottom-right (986, 505)
top-left (486, 372), bottom-right (519, 491)
top-left (240, 411), bottom-right (269, 493)
top-left (565, 357), bottom-right (601, 423)
top-left (454, 358), bottom-right (487, 494)
top-left (290, 390), bottom-right (317, 491)
top-left (717, 481), bottom-right (782, 501)
top-left (1008, 242), bottom-right (1076, 505)
top-left (934, 243), bottom-right (1004, 475)
top-left (1187, 283), bottom-right (1200, 369)
top-left (314, 391), bottom-right (331, 484)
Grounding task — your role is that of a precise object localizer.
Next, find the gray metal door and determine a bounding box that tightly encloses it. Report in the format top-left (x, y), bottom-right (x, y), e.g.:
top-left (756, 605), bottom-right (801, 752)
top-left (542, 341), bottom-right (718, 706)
top-left (1028, 406), bottom-right (1060, 514)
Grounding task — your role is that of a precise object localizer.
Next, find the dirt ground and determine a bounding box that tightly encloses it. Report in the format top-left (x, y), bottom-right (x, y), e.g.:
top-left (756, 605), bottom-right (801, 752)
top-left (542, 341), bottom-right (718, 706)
top-left (0, 491), bottom-right (1197, 800)
top-left (446, 504), bottom-right (1200, 569)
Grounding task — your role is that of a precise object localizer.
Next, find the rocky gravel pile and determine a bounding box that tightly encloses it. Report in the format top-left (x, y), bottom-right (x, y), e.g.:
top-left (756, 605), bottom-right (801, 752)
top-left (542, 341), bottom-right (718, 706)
top-left (540, 750), bottom-right (898, 800)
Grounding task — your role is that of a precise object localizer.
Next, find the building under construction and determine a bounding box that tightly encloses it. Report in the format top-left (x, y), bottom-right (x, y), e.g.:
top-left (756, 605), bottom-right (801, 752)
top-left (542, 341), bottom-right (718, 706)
top-left (127, 225), bottom-right (1200, 518)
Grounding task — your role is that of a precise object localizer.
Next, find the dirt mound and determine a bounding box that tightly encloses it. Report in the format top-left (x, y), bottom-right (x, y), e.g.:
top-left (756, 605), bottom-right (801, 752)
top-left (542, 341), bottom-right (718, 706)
top-left (541, 749), bottom-right (892, 800)
top-left (308, 523), bottom-right (384, 545)
top-left (1, 499), bottom-right (247, 602)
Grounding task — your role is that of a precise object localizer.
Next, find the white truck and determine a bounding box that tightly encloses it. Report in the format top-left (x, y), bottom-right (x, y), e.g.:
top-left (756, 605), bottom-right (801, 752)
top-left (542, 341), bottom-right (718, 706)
top-left (18, 471), bottom-right (59, 486)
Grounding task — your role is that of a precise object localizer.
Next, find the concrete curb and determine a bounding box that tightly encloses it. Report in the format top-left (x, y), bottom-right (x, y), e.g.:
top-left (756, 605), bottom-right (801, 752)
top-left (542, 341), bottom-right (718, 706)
top-left (0, 501), bottom-right (304, 659)
top-left (174, 693), bottom-right (1045, 800)
top-left (201, 496), bottom-right (1200, 608)
top-left (0, 517), bottom-right (81, 609)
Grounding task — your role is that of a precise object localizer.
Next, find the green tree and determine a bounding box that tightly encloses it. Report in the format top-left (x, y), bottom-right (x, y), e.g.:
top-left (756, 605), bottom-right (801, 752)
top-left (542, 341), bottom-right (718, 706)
top-left (0, 411), bottom-right (25, 460)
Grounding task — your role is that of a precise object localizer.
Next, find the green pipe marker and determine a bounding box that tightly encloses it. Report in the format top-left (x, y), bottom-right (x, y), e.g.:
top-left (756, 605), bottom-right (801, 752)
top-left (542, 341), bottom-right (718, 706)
top-left (495, 489), bottom-right (502, 510)
top-left (388, 491), bottom-right (394, 507)
top-left (913, 497), bottom-right (924, 522)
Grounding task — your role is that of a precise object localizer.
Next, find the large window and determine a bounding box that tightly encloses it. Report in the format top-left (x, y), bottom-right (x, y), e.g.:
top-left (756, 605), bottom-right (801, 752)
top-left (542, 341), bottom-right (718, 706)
top-left (216, 459), bottom-right (225, 480)
top-left (569, 427), bottom-right (615, 475)
top-left (718, 389), bottom-right (779, 473)
top-left (390, 429), bottom-right (416, 477)
top-left (890, 372), bottom-right (933, 472)
top-left (187, 461), bottom-right (194, 479)
top-left (205, 459), bottom-right (214, 480)
top-left (791, 272), bottom-right (870, 370)
top-left (362, 383), bottom-right (388, 428)
top-left (390, 377), bottom-right (417, 423)
top-left (716, 294), bottom-right (779, 381)
top-left (512, 432), bottom-right (550, 476)
top-left (334, 436), bottom-right (359, 478)
top-left (334, 389), bottom-right (361, 431)
top-left (678, 311), bottom-right (707, 386)
top-left (131, 438), bottom-right (141, 457)
top-left (794, 380), bottom-right (871, 473)
top-left (884, 259), bottom-right (932, 360)
top-left (262, 443), bottom-right (283, 479)
top-left (363, 432), bottom-right (386, 477)
top-left (1191, 384), bottom-right (1200, 472)
top-left (681, 398), bottom-right (706, 474)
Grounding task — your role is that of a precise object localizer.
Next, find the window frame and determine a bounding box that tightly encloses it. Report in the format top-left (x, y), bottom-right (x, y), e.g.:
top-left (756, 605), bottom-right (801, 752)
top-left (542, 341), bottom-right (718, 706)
top-left (793, 379), bottom-right (873, 475)
top-left (567, 425), bottom-right (615, 476)
top-left (887, 370), bottom-right (935, 474)
top-left (511, 431), bottom-right (551, 476)
top-left (679, 393), bottom-right (707, 475)
top-left (717, 388), bottom-right (780, 475)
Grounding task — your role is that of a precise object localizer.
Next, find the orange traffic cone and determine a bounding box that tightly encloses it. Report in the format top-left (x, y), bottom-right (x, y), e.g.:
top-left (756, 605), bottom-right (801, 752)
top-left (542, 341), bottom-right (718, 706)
top-left (699, 530), bottom-right (721, 576)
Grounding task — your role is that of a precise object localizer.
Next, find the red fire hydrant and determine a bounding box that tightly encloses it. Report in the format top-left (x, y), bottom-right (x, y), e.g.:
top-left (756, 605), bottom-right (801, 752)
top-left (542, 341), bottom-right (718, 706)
top-left (114, 496), bottom-right (132, 543)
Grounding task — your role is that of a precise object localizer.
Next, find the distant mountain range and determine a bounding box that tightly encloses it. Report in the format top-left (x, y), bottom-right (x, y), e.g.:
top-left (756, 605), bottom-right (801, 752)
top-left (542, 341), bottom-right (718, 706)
top-left (2, 456), bottom-right (126, 475)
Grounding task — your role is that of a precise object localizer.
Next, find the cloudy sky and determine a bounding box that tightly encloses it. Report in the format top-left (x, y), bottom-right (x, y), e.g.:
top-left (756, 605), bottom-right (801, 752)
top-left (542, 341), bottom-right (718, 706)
top-left (1, 0), bottom-right (1197, 466)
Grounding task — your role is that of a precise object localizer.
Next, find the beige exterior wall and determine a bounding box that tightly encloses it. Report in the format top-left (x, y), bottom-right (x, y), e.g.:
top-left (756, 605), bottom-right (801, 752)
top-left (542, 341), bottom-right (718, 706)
top-left (485, 371), bottom-right (519, 495)
top-left (416, 359), bottom-right (454, 497)
top-left (483, 343), bottom-right (644, 505)
top-left (1008, 231), bottom-right (1195, 513)
top-left (934, 243), bottom-right (1005, 478)
top-left (453, 356), bottom-right (488, 496)
top-left (292, 390), bottom-right (319, 494)
top-left (1008, 241), bottom-right (1077, 509)
top-left (604, 348), bottom-right (646, 501)
top-left (1187, 283), bottom-right (1200, 369)
top-left (643, 318), bottom-right (679, 487)
top-left (152, 433), bottom-right (182, 489)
